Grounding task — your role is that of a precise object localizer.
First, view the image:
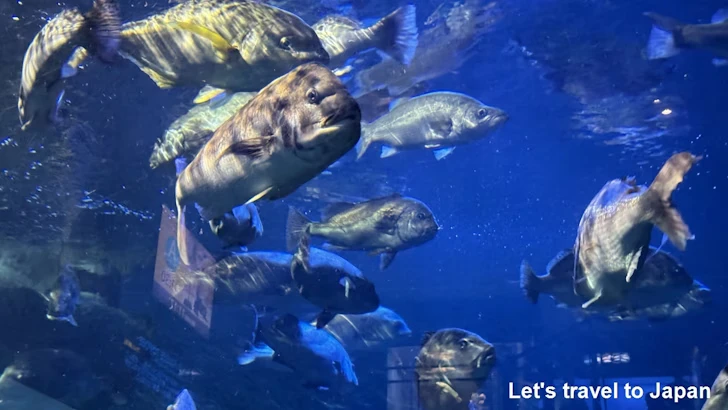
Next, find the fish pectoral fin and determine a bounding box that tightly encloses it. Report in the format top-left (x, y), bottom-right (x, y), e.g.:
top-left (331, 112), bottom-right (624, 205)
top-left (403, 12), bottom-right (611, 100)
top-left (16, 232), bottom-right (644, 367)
top-left (314, 310), bottom-right (336, 329)
top-left (379, 252), bottom-right (397, 270)
top-left (220, 137), bottom-right (277, 160)
top-left (193, 86), bottom-right (229, 105)
top-left (322, 242), bottom-right (348, 252)
top-left (433, 147), bottom-right (455, 160)
top-left (380, 146), bottom-right (399, 158)
top-left (62, 47), bottom-right (89, 78)
top-left (173, 21), bottom-right (236, 54)
top-left (435, 381), bottom-right (462, 402)
top-left (581, 291), bottom-right (602, 309)
top-left (245, 187), bottom-right (273, 205)
top-left (625, 247), bottom-right (643, 283)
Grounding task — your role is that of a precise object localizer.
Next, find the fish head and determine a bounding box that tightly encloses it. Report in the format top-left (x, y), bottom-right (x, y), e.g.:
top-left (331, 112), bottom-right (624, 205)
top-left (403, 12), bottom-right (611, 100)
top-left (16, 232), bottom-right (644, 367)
top-left (418, 328), bottom-right (496, 385)
top-left (462, 101), bottom-right (509, 136)
top-left (239, 11), bottom-right (329, 69)
top-left (397, 199), bottom-right (439, 245)
top-left (259, 62), bottom-right (361, 164)
top-left (392, 317), bottom-right (412, 337)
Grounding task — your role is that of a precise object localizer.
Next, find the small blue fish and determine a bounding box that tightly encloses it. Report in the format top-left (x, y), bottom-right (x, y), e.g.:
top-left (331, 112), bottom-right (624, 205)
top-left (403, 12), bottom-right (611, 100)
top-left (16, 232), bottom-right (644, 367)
top-left (238, 314), bottom-right (359, 390)
top-left (45, 265), bottom-right (81, 327)
top-left (167, 389), bottom-right (196, 410)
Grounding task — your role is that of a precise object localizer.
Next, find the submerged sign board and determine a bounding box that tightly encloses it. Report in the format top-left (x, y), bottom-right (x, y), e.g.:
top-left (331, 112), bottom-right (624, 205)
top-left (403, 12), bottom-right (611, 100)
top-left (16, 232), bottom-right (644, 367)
top-left (153, 205), bottom-right (215, 338)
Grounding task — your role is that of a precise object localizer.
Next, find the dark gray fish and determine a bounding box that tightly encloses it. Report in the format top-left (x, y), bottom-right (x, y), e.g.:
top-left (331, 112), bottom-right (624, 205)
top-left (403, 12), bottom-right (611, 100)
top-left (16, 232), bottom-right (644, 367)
top-left (605, 281), bottom-right (711, 322)
top-left (415, 328), bottom-right (496, 410)
top-left (46, 265), bottom-right (81, 327)
top-left (286, 193), bottom-right (439, 270)
top-left (201, 247), bottom-right (378, 327)
top-left (322, 306), bottom-right (411, 350)
top-left (237, 314), bottom-right (358, 390)
top-left (118, 0), bottom-right (329, 92)
top-left (644, 10), bottom-right (728, 66)
top-left (521, 247), bottom-right (710, 321)
top-left (149, 91), bottom-right (256, 169)
top-left (313, 5), bottom-right (418, 68)
top-left (574, 152), bottom-right (700, 308)
top-left (209, 203), bottom-right (264, 250)
top-left (702, 365), bottom-right (728, 410)
top-left (18, 0), bottom-right (121, 130)
top-left (175, 63), bottom-right (361, 267)
top-left (167, 389), bottom-right (196, 410)
top-left (354, 92), bottom-right (508, 161)
top-left (290, 236), bottom-right (381, 328)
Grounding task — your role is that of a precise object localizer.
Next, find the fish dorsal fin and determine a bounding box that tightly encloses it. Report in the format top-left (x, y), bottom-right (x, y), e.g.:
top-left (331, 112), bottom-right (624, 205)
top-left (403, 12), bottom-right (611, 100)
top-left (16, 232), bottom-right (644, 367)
top-left (712, 9), bottom-right (728, 24)
top-left (321, 202), bottom-right (358, 221)
top-left (421, 331), bottom-right (435, 347)
top-left (546, 249), bottom-right (573, 272)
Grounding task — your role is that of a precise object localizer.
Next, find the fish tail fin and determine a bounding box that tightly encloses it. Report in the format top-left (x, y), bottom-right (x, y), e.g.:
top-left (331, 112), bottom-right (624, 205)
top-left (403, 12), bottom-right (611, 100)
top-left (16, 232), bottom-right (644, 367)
top-left (84, 0), bottom-right (122, 63)
top-left (643, 12), bottom-right (684, 60)
top-left (645, 152), bottom-right (701, 251)
top-left (369, 5), bottom-right (419, 65)
top-left (354, 123), bottom-right (372, 161)
top-left (286, 206), bottom-right (313, 252)
top-left (340, 358), bottom-right (359, 386)
top-left (237, 343), bottom-right (274, 366)
top-left (519, 260), bottom-right (541, 304)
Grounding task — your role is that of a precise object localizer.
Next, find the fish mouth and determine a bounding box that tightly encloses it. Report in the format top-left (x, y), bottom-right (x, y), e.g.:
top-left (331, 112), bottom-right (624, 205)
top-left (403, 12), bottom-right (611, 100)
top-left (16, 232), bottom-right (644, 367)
top-left (489, 112), bottom-right (509, 127)
top-left (314, 112), bottom-right (360, 137)
top-left (292, 47), bottom-right (330, 65)
top-left (475, 348), bottom-right (496, 368)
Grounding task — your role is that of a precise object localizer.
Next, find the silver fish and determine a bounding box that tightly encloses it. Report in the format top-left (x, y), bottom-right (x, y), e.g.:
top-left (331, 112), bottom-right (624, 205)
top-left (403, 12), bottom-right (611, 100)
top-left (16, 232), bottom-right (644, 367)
top-left (313, 5), bottom-right (418, 68)
top-left (174, 62), bottom-right (361, 267)
top-left (574, 152), bottom-right (701, 308)
top-left (355, 92), bottom-right (508, 161)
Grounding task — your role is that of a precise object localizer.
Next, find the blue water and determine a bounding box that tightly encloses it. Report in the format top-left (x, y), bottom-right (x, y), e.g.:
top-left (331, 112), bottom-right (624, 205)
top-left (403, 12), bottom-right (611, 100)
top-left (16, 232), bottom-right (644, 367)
top-left (0, 0), bottom-right (727, 409)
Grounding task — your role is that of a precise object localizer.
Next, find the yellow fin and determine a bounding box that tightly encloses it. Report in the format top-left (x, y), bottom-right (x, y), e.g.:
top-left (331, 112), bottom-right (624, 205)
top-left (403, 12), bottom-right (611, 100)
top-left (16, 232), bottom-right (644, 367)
top-left (245, 187), bottom-right (273, 205)
top-left (193, 86), bottom-right (228, 104)
top-left (174, 21), bottom-right (235, 53)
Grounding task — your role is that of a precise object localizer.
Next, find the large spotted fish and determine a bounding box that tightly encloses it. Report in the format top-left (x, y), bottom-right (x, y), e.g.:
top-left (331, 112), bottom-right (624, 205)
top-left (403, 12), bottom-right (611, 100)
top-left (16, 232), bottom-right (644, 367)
top-left (174, 63), bottom-right (361, 267)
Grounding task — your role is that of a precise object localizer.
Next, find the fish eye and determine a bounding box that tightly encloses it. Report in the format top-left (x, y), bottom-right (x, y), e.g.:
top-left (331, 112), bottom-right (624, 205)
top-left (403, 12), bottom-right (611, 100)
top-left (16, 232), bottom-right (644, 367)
top-left (306, 89), bottom-right (319, 104)
top-left (417, 212), bottom-right (426, 220)
top-left (477, 108), bottom-right (487, 119)
top-left (279, 37), bottom-right (291, 50)
top-left (459, 339), bottom-right (469, 350)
